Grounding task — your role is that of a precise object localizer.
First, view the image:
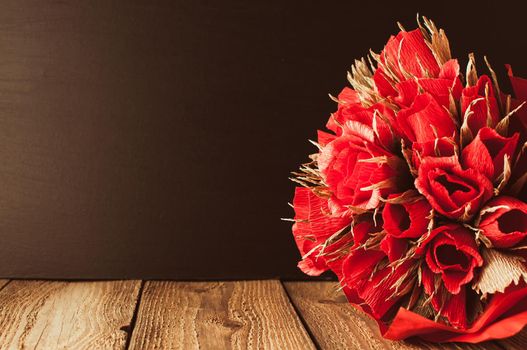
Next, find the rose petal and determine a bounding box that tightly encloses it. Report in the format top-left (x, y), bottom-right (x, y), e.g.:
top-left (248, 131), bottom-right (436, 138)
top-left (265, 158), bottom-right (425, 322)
top-left (382, 195), bottom-right (431, 238)
top-left (397, 94), bottom-right (456, 144)
top-left (415, 156), bottom-right (493, 220)
top-left (292, 187), bottom-right (351, 275)
top-left (381, 30), bottom-right (440, 80)
top-left (462, 127), bottom-right (519, 181)
top-left (412, 137), bottom-right (457, 169)
top-left (461, 75), bottom-right (500, 134)
top-left (480, 196), bottom-right (527, 248)
top-left (381, 235), bottom-right (408, 262)
top-left (418, 223), bottom-right (482, 295)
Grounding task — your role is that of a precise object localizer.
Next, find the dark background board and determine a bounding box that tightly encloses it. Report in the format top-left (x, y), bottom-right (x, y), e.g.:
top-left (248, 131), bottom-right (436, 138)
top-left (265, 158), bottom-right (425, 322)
top-left (0, 0), bottom-right (525, 279)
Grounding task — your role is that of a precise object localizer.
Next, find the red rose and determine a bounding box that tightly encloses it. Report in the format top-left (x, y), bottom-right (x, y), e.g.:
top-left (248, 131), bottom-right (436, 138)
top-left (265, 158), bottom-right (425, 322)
top-left (416, 224), bottom-right (483, 328)
top-left (325, 88), bottom-right (362, 137)
top-left (416, 59), bottom-right (463, 107)
top-left (504, 65), bottom-right (527, 199)
top-left (508, 64), bottom-right (527, 102)
top-left (292, 187), bottom-right (351, 276)
top-left (342, 218), bottom-right (415, 320)
top-left (373, 29), bottom-right (440, 97)
top-left (372, 28), bottom-right (462, 108)
top-left (380, 195), bottom-right (432, 263)
top-left (326, 87), bottom-right (397, 150)
top-left (317, 129), bottom-right (336, 147)
top-left (462, 127), bottom-right (519, 183)
top-left (411, 136), bottom-right (457, 170)
top-left (381, 29), bottom-right (440, 79)
top-left (382, 195), bottom-right (432, 239)
top-left (396, 94), bottom-right (456, 144)
top-left (381, 195), bottom-right (432, 262)
top-left (478, 196), bottom-right (527, 248)
top-left (461, 75), bottom-right (500, 135)
top-left (384, 59), bottom-right (463, 108)
top-left (507, 65), bottom-right (527, 142)
top-left (318, 121), bottom-right (408, 212)
top-left (415, 156), bottom-right (493, 220)
top-left (507, 146), bottom-right (527, 200)
top-left (342, 253), bottom-right (414, 321)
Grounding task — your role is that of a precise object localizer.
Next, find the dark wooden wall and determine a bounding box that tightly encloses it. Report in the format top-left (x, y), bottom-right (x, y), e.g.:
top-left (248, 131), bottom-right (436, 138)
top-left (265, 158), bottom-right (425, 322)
top-left (0, 0), bottom-right (524, 279)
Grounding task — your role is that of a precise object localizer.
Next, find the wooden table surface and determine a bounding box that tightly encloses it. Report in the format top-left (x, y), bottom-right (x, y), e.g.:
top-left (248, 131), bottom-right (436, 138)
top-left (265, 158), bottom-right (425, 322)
top-left (0, 280), bottom-right (524, 349)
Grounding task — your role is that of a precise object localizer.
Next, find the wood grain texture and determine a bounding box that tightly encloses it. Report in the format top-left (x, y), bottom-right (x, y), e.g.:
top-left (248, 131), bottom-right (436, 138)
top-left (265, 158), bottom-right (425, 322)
top-left (0, 280), bottom-right (141, 349)
top-left (0, 280), bottom-right (9, 290)
top-left (283, 281), bottom-right (504, 350)
top-left (128, 280), bottom-right (315, 350)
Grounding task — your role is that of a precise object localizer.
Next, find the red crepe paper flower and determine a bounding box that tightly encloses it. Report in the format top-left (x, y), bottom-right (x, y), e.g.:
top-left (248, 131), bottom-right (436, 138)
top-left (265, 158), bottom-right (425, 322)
top-left (373, 29), bottom-right (439, 99)
top-left (462, 127), bottom-right (519, 182)
top-left (326, 88), bottom-right (397, 150)
top-left (479, 196), bottom-right (527, 248)
top-left (318, 121), bottom-right (408, 213)
top-left (415, 156), bottom-right (493, 220)
top-left (292, 187), bottom-right (351, 276)
top-left (417, 224), bottom-right (483, 328)
top-left (379, 29), bottom-right (440, 80)
top-left (342, 216), bottom-right (416, 320)
top-left (461, 75), bottom-right (500, 134)
top-left (374, 29), bottom-right (462, 109)
top-left (382, 195), bottom-right (431, 239)
top-left (411, 136), bottom-right (457, 169)
top-left (289, 16), bottom-right (527, 343)
top-left (397, 93), bottom-right (457, 144)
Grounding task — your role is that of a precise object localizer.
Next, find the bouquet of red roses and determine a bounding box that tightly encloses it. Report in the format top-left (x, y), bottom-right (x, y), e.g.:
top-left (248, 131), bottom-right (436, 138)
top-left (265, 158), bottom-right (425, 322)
top-left (289, 17), bottom-right (527, 343)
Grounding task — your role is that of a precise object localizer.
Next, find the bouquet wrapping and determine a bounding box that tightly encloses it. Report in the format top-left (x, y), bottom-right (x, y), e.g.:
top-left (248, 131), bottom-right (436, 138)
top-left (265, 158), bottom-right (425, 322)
top-left (289, 17), bottom-right (527, 343)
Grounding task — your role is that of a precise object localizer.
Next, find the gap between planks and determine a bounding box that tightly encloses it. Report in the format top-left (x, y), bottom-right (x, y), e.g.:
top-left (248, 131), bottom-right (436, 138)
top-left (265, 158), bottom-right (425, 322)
top-left (282, 281), bottom-right (526, 350)
top-left (0, 279), bottom-right (10, 292)
top-left (103, 280), bottom-right (527, 349)
top-left (0, 279), bottom-right (526, 349)
top-left (0, 280), bottom-right (141, 350)
top-left (0, 280), bottom-right (315, 350)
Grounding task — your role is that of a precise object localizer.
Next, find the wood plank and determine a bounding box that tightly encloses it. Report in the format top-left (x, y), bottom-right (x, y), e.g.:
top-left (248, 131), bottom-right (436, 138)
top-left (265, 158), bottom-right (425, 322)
top-left (0, 280), bottom-right (141, 349)
top-left (284, 281), bottom-right (504, 350)
top-left (0, 280), bottom-right (9, 290)
top-left (128, 280), bottom-right (315, 349)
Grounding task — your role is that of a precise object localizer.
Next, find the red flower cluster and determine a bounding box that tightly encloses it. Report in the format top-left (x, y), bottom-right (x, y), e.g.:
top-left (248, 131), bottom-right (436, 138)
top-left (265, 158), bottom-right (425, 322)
top-left (290, 18), bottom-right (527, 343)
